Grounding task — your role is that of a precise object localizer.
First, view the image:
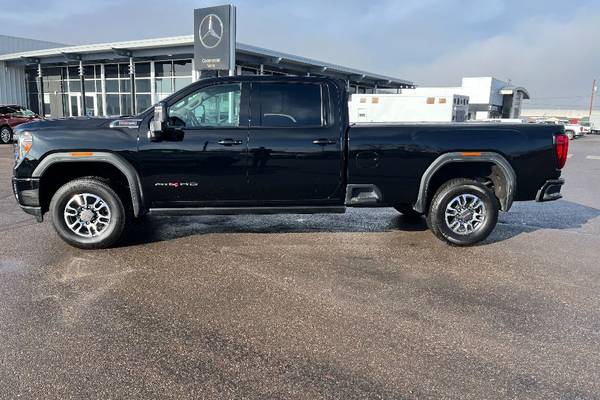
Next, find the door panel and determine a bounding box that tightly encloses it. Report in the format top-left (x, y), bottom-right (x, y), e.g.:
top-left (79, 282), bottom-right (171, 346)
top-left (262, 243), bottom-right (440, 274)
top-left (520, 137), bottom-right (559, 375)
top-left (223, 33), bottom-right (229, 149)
top-left (137, 82), bottom-right (250, 207)
top-left (248, 82), bottom-right (344, 204)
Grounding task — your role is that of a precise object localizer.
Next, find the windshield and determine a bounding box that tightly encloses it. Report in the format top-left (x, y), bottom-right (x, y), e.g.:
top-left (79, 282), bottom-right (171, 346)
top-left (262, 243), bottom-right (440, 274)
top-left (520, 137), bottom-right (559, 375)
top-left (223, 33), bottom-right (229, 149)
top-left (8, 106), bottom-right (36, 117)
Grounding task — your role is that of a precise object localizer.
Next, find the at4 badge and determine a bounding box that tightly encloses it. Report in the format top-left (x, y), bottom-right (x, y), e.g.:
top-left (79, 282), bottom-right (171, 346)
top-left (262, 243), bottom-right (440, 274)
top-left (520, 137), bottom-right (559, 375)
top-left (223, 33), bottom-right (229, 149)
top-left (154, 182), bottom-right (199, 188)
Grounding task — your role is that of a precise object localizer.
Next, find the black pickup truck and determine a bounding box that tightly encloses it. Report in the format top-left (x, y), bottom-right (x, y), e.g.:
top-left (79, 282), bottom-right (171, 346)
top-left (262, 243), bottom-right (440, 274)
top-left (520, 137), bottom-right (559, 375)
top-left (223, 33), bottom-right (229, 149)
top-left (12, 76), bottom-right (568, 249)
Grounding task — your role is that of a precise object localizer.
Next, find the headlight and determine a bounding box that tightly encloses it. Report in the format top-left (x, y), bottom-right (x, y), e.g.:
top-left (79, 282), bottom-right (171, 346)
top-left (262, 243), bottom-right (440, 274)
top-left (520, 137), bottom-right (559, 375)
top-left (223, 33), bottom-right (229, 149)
top-left (15, 131), bottom-right (33, 163)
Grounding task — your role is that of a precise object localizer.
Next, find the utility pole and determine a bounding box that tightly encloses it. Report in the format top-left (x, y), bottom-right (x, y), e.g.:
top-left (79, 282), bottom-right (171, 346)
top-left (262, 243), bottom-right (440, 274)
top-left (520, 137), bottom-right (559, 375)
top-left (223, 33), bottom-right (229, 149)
top-left (590, 79), bottom-right (597, 118)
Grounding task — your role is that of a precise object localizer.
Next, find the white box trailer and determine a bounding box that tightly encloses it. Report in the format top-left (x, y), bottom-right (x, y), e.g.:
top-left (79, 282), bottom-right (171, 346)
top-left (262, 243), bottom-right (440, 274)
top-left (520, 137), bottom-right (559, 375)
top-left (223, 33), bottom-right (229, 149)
top-left (590, 111), bottom-right (600, 133)
top-left (348, 93), bottom-right (470, 123)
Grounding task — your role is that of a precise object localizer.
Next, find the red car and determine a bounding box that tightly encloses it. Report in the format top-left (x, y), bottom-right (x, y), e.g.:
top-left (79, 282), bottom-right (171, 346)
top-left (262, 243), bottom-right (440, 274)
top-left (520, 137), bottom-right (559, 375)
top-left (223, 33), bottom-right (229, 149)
top-left (0, 105), bottom-right (40, 144)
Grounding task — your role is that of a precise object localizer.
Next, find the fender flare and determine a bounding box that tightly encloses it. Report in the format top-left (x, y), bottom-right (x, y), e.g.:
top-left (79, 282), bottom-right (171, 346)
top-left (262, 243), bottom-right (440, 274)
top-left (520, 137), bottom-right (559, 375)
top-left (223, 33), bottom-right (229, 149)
top-left (32, 152), bottom-right (145, 217)
top-left (414, 152), bottom-right (516, 213)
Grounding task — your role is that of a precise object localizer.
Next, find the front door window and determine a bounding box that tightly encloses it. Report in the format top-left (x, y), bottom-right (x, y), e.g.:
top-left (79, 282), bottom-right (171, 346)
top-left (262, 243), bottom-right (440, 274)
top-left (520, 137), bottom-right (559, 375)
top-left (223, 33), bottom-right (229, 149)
top-left (169, 83), bottom-right (241, 128)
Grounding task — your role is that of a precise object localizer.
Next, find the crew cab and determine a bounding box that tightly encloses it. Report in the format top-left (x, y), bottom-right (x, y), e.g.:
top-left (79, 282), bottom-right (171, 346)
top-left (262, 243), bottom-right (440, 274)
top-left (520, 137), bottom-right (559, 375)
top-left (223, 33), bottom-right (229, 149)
top-left (12, 76), bottom-right (568, 249)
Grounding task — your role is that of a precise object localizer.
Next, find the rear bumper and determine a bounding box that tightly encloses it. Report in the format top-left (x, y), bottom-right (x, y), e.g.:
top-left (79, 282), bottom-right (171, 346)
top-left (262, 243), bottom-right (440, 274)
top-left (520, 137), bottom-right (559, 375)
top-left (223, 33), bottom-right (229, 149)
top-left (12, 177), bottom-right (43, 222)
top-left (536, 178), bottom-right (564, 202)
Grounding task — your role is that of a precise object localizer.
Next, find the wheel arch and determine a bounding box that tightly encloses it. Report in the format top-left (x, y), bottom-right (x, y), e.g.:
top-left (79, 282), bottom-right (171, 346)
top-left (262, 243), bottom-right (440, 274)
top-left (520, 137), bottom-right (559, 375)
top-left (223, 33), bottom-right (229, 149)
top-left (33, 152), bottom-right (145, 217)
top-left (414, 152), bottom-right (516, 214)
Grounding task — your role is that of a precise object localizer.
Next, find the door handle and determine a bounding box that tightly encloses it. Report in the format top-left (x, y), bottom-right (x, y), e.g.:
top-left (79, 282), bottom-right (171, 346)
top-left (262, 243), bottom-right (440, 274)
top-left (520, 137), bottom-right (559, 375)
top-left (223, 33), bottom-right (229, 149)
top-left (217, 139), bottom-right (243, 146)
top-left (312, 138), bottom-right (337, 145)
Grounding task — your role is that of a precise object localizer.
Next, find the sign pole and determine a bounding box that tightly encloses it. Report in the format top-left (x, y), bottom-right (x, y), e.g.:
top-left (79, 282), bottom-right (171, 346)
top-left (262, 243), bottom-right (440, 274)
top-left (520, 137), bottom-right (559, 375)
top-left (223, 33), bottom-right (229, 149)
top-left (229, 5), bottom-right (236, 76)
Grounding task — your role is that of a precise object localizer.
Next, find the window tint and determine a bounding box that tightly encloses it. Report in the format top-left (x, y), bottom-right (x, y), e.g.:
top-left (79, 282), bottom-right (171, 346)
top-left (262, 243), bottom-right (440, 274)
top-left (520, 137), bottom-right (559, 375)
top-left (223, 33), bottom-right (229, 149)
top-left (257, 83), bottom-right (323, 127)
top-left (134, 63), bottom-right (151, 78)
top-left (169, 83), bottom-right (241, 128)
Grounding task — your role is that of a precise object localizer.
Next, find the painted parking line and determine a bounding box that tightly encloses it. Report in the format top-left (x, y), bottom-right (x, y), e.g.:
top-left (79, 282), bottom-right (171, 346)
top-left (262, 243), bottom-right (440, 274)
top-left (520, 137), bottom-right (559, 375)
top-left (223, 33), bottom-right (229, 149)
top-left (586, 155), bottom-right (600, 160)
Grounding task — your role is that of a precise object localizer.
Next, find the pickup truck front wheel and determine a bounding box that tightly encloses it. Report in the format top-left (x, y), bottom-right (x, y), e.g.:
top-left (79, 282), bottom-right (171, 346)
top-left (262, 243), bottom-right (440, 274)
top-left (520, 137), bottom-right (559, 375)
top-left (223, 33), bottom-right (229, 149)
top-left (427, 179), bottom-right (499, 246)
top-left (49, 178), bottom-right (126, 249)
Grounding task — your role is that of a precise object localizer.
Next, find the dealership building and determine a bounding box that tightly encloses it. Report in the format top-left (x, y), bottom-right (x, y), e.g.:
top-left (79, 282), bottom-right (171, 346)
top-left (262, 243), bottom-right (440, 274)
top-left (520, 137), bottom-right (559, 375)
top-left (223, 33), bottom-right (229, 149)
top-left (0, 33), bottom-right (414, 118)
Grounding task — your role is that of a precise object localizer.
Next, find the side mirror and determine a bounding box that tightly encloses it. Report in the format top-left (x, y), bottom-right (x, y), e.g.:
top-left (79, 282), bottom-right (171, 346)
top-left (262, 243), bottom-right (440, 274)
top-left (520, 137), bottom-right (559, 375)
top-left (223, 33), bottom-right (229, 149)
top-left (148, 102), bottom-right (167, 142)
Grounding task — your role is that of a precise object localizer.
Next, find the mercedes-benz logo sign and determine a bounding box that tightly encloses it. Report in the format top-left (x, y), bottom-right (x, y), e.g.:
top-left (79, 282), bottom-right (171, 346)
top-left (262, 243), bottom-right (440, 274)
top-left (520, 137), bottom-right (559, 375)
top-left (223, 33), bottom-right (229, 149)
top-left (199, 14), bottom-right (224, 49)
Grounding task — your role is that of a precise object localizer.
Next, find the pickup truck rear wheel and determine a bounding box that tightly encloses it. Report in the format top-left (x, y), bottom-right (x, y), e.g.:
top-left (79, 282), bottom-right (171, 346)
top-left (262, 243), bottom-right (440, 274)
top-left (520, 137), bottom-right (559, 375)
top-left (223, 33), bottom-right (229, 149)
top-left (426, 178), bottom-right (499, 246)
top-left (49, 178), bottom-right (126, 249)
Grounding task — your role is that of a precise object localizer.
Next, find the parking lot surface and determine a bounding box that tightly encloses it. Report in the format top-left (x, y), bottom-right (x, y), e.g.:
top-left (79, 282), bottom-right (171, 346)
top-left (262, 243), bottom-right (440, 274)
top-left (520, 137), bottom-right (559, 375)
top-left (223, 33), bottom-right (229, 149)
top-left (1, 137), bottom-right (600, 399)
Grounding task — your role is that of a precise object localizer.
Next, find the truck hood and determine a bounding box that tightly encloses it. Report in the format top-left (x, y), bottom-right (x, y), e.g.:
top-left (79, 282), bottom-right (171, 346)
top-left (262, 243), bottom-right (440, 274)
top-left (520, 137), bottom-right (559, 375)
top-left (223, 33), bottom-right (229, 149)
top-left (14, 117), bottom-right (142, 166)
top-left (15, 117), bottom-right (117, 132)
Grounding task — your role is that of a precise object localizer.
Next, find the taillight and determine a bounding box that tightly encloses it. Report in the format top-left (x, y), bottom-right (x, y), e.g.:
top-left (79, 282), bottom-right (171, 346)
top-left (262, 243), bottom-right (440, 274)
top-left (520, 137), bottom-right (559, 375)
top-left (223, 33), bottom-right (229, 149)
top-left (555, 134), bottom-right (569, 169)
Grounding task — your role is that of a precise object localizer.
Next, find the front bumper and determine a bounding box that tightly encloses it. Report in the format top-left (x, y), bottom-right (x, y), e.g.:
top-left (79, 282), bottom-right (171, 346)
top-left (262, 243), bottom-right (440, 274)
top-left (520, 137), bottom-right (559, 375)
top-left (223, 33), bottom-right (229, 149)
top-left (12, 177), bottom-right (43, 222)
top-left (536, 178), bottom-right (564, 202)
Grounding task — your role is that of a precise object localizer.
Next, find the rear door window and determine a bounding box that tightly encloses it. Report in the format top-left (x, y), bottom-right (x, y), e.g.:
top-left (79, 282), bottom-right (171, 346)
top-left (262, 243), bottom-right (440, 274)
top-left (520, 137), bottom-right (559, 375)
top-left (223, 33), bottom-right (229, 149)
top-left (254, 83), bottom-right (324, 128)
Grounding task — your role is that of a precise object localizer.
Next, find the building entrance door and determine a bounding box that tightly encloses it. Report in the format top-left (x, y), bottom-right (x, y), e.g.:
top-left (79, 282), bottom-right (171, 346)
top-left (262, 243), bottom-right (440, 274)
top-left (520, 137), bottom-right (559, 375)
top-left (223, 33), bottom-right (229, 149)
top-left (69, 94), bottom-right (98, 116)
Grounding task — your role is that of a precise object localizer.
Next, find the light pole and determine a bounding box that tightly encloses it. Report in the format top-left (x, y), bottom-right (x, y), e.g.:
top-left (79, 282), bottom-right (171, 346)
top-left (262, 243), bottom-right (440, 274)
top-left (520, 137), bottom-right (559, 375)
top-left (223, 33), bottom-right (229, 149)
top-left (590, 79), bottom-right (597, 118)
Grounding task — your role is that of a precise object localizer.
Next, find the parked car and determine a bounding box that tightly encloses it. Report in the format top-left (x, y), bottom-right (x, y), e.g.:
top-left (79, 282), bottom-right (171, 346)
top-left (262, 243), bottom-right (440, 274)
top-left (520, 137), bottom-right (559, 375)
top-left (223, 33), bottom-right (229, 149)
top-left (12, 76), bottom-right (568, 249)
top-left (538, 120), bottom-right (585, 140)
top-left (563, 123), bottom-right (586, 139)
top-left (0, 105), bottom-right (40, 144)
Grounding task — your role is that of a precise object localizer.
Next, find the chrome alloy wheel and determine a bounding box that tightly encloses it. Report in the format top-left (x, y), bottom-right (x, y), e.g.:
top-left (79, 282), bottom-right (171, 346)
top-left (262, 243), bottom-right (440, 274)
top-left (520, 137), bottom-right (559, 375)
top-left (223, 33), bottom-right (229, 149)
top-left (1, 128), bottom-right (11, 143)
top-left (444, 194), bottom-right (486, 235)
top-left (63, 193), bottom-right (112, 238)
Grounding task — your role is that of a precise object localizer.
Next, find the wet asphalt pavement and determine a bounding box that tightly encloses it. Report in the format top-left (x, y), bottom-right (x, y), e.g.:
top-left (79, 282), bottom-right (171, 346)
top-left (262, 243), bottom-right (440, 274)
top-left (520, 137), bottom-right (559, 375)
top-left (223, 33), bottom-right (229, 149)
top-left (1, 137), bottom-right (600, 399)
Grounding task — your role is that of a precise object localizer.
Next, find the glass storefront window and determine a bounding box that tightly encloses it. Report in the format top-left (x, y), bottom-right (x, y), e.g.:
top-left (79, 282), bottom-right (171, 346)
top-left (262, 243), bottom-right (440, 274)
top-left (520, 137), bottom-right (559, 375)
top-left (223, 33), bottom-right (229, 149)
top-left (119, 64), bottom-right (130, 78)
top-left (70, 96), bottom-right (78, 116)
top-left (135, 79), bottom-right (151, 93)
top-left (67, 66), bottom-right (79, 78)
top-left (174, 77), bottom-right (192, 91)
top-left (173, 60), bottom-right (192, 76)
top-left (96, 94), bottom-right (103, 116)
top-left (104, 64), bottom-right (119, 78)
top-left (42, 67), bottom-right (65, 80)
top-left (105, 80), bottom-right (119, 92)
top-left (84, 80), bottom-right (95, 93)
top-left (120, 79), bottom-right (131, 93)
top-left (155, 77), bottom-right (173, 93)
top-left (106, 94), bottom-right (120, 116)
top-left (135, 63), bottom-right (150, 78)
top-left (26, 59), bottom-right (196, 118)
top-left (68, 80), bottom-right (81, 92)
top-left (83, 66), bottom-right (95, 78)
top-left (155, 61), bottom-right (172, 77)
top-left (135, 94), bottom-right (152, 114)
top-left (120, 94), bottom-right (132, 116)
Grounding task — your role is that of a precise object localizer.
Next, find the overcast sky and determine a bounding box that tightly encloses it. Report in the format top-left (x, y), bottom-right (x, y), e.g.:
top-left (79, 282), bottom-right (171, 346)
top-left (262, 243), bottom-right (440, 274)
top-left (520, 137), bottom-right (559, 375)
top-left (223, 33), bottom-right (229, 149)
top-left (2, 0), bottom-right (599, 109)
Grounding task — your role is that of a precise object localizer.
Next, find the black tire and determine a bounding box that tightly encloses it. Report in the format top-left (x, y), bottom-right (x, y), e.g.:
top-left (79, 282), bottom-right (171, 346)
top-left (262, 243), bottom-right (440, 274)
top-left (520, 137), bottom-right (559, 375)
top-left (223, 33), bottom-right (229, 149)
top-left (49, 178), bottom-right (126, 249)
top-left (426, 178), bottom-right (499, 246)
top-left (393, 204), bottom-right (423, 221)
top-left (0, 126), bottom-right (12, 144)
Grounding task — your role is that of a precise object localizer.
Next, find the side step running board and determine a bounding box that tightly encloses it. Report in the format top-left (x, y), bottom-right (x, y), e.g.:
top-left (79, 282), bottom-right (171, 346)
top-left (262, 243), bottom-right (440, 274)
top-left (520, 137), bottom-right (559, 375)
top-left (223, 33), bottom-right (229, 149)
top-left (345, 184), bottom-right (383, 206)
top-left (148, 206), bottom-right (346, 216)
